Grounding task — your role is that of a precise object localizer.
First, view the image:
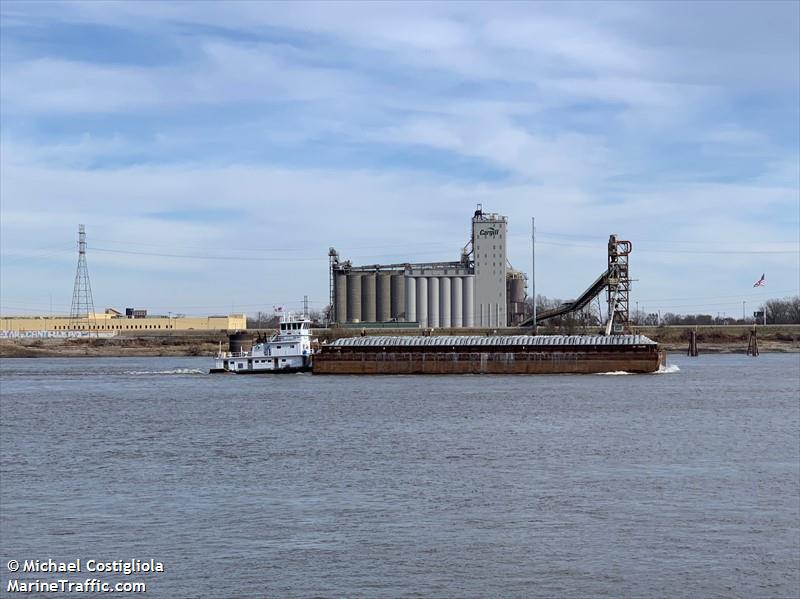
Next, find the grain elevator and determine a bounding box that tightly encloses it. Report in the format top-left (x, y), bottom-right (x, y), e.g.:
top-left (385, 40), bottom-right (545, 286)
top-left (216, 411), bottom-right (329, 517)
top-left (329, 206), bottom-right (527, 328)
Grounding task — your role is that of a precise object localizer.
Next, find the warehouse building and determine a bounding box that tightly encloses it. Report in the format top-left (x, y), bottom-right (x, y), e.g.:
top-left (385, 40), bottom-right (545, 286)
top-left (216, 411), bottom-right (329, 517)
top-left (329, 206), bottom-right (527, 328)
top-left (1, 311), bottom-right (246, 333)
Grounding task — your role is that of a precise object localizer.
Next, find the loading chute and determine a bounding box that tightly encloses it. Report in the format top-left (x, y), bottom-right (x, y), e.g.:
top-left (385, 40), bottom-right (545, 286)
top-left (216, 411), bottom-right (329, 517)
top-left (520, 235), bottom-right (631, 335)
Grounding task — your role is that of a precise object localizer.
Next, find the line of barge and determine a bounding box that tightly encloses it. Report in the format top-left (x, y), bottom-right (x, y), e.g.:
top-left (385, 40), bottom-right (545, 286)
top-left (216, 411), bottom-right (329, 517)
top-left (313, 335), bottom-right (665, 375)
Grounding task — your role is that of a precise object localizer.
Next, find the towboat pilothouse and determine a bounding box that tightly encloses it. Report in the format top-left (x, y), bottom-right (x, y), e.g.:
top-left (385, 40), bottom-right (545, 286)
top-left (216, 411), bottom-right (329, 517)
top-left (210, 312), bottom-right (315, 374)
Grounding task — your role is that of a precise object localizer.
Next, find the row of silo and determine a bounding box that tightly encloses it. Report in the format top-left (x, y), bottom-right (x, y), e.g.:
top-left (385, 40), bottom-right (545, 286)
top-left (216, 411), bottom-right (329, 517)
top-left (334, 272), bottom-right (408, 324)
top-left (404, 275), bottom-right (475, 328)
top-left (334, 272), bottom-right (476, 327)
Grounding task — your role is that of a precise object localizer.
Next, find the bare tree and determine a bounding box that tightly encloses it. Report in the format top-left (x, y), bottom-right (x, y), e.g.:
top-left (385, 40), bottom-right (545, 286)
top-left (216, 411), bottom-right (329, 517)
top-left (765, 296), bottom-right (800, 324)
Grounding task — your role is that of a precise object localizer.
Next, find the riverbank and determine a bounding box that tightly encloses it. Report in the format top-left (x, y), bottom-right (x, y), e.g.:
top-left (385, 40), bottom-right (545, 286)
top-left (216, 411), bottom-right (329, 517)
top-left (1, 325), bottom-right (798, 358)
top-left (0, 331), bottom-right (227, 358)
top-left (632, 324), bottom-right (800, 353)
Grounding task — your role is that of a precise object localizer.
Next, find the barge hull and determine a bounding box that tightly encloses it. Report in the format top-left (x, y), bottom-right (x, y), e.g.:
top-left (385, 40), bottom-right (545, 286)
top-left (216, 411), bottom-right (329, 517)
top-left (314, 349), bottom-right (665, 375)
top-left (314, 334), bottom-right (665, 375)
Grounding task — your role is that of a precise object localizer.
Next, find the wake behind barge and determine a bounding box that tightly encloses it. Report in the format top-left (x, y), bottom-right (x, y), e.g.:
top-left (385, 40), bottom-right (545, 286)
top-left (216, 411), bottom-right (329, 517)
top-left (313, 334), bottom-right (665, 375)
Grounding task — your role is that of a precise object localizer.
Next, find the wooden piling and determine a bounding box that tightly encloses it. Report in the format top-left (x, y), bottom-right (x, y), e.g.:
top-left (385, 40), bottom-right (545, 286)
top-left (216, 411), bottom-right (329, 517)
top-left (688, 329), bottom-right (699, 357)
top-left (747, 326), bottom-right (759, 357)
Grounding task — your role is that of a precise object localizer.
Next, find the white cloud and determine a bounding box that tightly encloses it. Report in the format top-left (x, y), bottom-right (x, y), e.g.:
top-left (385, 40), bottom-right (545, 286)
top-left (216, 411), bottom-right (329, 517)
top-left (1, 0), bottom-right (797, 316)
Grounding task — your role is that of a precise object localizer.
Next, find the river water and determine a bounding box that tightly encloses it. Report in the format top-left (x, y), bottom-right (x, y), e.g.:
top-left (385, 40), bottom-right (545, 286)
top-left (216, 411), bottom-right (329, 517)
top-left (1, 354), bottom-right (798, 598)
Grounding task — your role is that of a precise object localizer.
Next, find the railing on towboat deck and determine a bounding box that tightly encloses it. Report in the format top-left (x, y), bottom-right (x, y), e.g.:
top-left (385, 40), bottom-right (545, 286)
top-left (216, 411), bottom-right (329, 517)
top-left (217, 351), bottom-right (250, 358)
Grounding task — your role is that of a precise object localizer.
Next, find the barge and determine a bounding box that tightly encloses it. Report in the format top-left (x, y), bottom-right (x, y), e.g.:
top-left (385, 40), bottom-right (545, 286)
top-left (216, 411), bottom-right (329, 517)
top-left (313, 334), bottom-right (665, 375)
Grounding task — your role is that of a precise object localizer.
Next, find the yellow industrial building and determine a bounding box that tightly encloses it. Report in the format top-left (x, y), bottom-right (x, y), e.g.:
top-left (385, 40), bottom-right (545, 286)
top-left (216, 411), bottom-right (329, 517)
top-left (1, 311), bottom-right (247, 333)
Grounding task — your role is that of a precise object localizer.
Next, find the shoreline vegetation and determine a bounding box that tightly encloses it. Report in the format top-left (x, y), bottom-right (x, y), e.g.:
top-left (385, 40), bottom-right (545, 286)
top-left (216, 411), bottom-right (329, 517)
top-left (1, 325), bottom-right (798, 358)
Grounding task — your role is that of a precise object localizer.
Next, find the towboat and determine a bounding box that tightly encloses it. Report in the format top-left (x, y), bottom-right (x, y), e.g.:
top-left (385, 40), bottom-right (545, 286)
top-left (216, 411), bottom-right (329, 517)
top-left (210, 312), bottom-right (315, 374)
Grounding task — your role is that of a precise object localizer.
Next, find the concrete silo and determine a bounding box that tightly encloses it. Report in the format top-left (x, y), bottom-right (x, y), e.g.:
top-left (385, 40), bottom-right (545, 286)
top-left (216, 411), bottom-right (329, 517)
top-left (463, 275), bottom-right (475, 327)
top-left (416, 277), bottom-right (428, 328)
top-left (451, 276), bottom-right (463, 328)
top-left (361, 273), bottom-right (377, 323)
top-left (390, 274), bottom-right (405, 320)
top-left (376, 273), bottom-right (391, 322)
top-left (404, 276), bottom-right (416, 323)
top-left (334, 272), bottom-right (347, 324)
top-left (427, 277), bottom-right (439, 328)
top-left (346, 274), bottom-right (362, 323)
top-left (439, 276), bottom-right (451, 328)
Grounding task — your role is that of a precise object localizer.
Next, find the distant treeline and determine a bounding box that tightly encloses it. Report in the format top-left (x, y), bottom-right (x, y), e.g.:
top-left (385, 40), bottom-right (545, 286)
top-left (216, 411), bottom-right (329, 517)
top-left (658, 296), bottom-right (800, 325)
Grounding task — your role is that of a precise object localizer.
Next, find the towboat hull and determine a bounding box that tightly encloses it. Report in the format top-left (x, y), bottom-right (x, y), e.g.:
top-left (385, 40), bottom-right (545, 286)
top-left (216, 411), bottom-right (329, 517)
top-left (209, 366), bottom-right (311, 374)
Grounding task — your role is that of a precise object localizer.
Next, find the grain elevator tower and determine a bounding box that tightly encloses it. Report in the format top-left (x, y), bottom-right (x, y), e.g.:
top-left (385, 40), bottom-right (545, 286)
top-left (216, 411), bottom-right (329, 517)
top-left (471, 206), bottom-right (507, 327)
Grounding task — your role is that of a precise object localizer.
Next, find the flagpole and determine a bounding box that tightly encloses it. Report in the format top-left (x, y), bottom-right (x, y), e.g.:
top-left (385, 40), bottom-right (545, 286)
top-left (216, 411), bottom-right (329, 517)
top-left (531, 216), bottom-right (536, 333)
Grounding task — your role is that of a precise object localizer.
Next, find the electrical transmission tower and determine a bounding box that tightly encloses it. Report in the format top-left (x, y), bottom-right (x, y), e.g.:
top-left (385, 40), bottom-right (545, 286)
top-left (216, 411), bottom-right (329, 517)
top-left (69, 224), bottom-right (96, 330)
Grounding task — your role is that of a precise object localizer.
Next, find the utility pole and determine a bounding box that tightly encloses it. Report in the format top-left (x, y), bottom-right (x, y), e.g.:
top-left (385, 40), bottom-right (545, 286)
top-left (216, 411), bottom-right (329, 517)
top-left (531, 217), bottom-right (536, 333)
top-left (742, 300), bottom-right (745, 322)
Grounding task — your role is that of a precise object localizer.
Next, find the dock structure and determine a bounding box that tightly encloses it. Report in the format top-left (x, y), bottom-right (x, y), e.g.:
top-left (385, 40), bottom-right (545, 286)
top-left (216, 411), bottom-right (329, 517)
top-left (313, 334), bottom-right (665, 375)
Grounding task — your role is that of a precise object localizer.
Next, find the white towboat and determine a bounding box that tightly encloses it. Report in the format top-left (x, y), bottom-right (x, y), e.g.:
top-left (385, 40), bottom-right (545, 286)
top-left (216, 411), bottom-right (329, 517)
top-left (210, 312), bottom-right (315, 374)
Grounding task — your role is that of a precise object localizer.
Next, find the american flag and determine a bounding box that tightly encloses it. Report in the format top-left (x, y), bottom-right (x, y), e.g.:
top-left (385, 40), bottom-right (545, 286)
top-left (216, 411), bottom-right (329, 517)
top-left (273, 305), bottom-right (283, 312)
top-left (753, 273), bottom-right (766, 288)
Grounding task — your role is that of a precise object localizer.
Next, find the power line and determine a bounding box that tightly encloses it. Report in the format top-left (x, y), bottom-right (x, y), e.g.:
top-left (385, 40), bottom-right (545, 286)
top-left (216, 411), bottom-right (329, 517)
top-left (90, 247), bottom-right (460, 262)
top-left (1, 247), bottom-right (74, 263)
top-left (92, 247), bottom-right (312, 262)
top-left (531, 239), bottom-right (799, 255)
top-left (90, 238), bottom-right (454, 253)
top-left (528, 230), bottom-right (800, 246)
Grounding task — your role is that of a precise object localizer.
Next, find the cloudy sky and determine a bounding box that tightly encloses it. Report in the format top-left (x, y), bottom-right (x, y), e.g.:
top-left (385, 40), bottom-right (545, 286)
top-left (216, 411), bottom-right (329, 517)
top-left (1, 1), bottom-right (798, 318)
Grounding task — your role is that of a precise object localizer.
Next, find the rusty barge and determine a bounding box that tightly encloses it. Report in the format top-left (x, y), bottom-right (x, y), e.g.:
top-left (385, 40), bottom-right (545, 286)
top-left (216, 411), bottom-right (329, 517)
top-left (313, 334), bottom-right (666, 375)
